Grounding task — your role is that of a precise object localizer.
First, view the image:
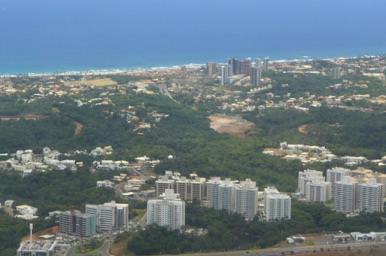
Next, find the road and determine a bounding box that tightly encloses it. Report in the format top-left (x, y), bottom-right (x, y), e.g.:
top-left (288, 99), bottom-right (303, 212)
top-left (162, 241), bottom-right (386, 256)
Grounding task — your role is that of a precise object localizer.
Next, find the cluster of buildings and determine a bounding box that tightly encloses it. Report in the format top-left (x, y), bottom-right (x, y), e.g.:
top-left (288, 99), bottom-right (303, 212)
top-left (59, 201), bottom-right (129, 237)
top-left (298, 167), bottom-right (385, 214)
top-left (152, 172), bottom-right (291, 229)
top-left (211, 57), bottom-right (269, 86)
top-left (264, 142), bottom-right (373, 166)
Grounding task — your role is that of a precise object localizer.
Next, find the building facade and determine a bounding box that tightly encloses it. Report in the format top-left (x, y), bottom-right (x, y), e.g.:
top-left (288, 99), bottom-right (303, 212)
top-left (264, 187), bottom-right (291, 221)
top-left (59, 210), bottom-right (96, 237)
top-left (85, 201), bottom-right (129, 232)
top-left (334, 176), bottom-right (358, 214)
top-left (147, 189), bottom-right (185, 230)
top-left (358, 178), bottom-right (384, 213)
top-left (306, 181), bottom-right (332, 203)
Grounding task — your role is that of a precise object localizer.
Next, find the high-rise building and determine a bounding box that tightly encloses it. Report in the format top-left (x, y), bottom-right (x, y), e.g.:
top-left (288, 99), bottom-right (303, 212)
top-left (207, 177), bottom-right (222, 210)
top-left (155, 177), bottom-right (174, 198)
top-left (255, 57), bottom-right (262, 68)
top-left (358, 178), bottom-right (384, 213)
top-left (250, 66), bottom-right (262, 86)
top-left (59, 210), bottom-right (97, 237)
top-left (206, 61), bottom-right (217, 77)
top-left (228, 57), bottom-right (240, 75)
top-left (263, 57), bottom-right (269, 71)
top-left (218, 179), bottom-right (234, 211)
top-left (175, 177), bottom-right (190, 200)
top-left (306, 181), bottom-right (332, 203)
top-left (332, 67), bottom-right (341, 79)
top-left (333, 176), bottom-right (358, 214)
top-left (239, 59), bottom-right (251, 75)
top-left (147, 189), bottom-right (185, 230)
top-left (264, 187), bottom-right (291, 221)
top-left (234, 179), bottom-right (258, 220)
top-left (221, 65), bottom-right (230, 86)
top-left (298, 169), bottom-right (325, 195)
top-left (190, 177), bottom-right (206, 201)
top-left (326, 167), bottom-right (351, 189)
top-left (85, 201), bottom-right (129, 232)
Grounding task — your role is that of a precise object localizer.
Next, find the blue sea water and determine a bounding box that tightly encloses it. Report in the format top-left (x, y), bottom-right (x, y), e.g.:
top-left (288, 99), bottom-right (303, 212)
top-left (1, 0), bottom-right (386, 75)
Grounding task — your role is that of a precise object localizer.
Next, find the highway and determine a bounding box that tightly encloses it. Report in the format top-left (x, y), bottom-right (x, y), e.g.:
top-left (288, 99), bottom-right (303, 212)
top-left (161, 241), bottom-right (386, 256)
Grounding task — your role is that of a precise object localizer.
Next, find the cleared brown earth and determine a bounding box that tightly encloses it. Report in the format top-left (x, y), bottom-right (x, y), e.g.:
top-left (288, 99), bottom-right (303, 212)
top-left (109, 240), bottom-right (127, 255)
top-left (298, 124), bottom-right (308, 134)
top-left (74, 121), bottom-right (83, 136)
top-left (209, 115), bottom-right (254, 137)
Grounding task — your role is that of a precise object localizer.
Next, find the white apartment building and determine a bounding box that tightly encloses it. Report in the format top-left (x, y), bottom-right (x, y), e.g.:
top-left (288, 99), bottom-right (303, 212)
top-left (206, 178), bottom-right (259, 220)
top-left (234, 179), bottom-right (258, 220)
top-left (207, 177), bottom-right (222, 210)
top-left (358, 178), bottom-right (384, 213)
top-left (326, 167), bottom-right (351, 189)
top-left (264, 187), bottom-right (291, 221)
top-left (147, 189), bottom-right (185, 230)
top-left (298, 169), bottom-right (325, 195)
top-left (85, 201), bottom-right (129, 232)
top-left (306, 181), bottom-right (332, 202)
top-left (218, 179), bottom-right (235, 211)
top-left (334, 176), bottom-right (358, 214)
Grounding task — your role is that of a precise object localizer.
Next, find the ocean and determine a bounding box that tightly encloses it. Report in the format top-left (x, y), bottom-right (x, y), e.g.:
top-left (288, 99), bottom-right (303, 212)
top-left (1, 0), bottom-right (386, 75)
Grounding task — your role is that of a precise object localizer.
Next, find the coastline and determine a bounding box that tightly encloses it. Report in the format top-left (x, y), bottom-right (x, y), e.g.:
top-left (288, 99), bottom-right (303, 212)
top-left (0, 53), bottom-right (382, 79)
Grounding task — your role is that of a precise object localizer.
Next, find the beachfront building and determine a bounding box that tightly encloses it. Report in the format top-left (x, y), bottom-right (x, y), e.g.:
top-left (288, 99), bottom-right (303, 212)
top-left (251, 66), bottom-right (262, 86)
top-left (221, 65), bottom-right (230, 86)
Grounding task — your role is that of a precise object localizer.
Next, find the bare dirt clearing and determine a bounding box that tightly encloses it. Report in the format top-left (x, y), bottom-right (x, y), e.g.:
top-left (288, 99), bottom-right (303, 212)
top-left (209, 115), bottom-right (255, 137)
top-left (298, 124), bottom-right (308, 134)
top-left (74, 121), bottom-right (83, 136)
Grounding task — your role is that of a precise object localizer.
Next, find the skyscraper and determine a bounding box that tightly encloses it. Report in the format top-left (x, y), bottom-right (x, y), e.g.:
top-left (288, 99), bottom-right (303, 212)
top-left (206, 61), bottom-right (217, 77)
top-left (239, 59), bottom-right (251, 75)
top-left (147, 189), bottom-right (185, 230)
top-left (255, 57), bottom-right (262, 68)
top-left (332, 66), bottom-right (341, 79)
top-left (263, 57), bottom-right (269, 71)
top-left (221, 65), bottom-right (230, 86)
top-left (250, 66), bottom-right (262, 86)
